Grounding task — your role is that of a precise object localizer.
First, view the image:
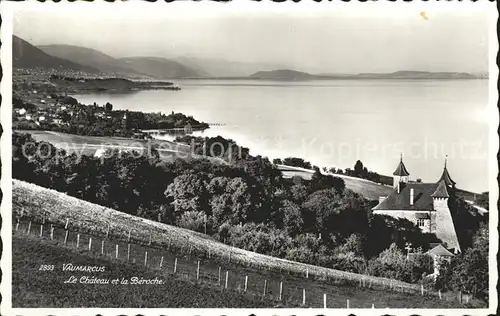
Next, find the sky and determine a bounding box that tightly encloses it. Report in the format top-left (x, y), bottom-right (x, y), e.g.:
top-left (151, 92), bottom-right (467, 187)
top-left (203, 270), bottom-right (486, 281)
top-left (13, 8), bottom-right (489, 74)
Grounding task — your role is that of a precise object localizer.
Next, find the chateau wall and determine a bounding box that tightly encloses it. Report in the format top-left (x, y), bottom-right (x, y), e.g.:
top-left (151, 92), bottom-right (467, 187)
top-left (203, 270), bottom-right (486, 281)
top-left (372, 210), bottom-right (433, 233)
top-left (433, 197), bottom-right (461, 253)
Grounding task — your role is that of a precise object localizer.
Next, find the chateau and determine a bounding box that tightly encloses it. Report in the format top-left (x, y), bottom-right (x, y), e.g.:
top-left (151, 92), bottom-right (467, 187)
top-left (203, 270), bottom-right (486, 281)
top-left (373, 156), bottom-right (461, 254)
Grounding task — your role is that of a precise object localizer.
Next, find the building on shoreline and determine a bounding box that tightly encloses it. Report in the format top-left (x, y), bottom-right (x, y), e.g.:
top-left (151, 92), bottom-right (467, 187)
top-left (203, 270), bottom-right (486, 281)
top-left (373, 156), bottom-right (461, 254)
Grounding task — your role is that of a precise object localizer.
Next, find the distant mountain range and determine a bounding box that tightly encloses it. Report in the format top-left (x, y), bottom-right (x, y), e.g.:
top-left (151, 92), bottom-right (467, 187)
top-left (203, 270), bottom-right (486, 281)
top-left (38, 44), bottom-right (143, 77)
top-left (118, 57), bottom-right (201, 79)
top-left (15, 36), bottom-right (202, 79)
top-left (250, 69), bottom-right (481, 80)
top-left (13, 35), bottom-right (98, 73)
top-left (13, 35), bottom-right (484, 80)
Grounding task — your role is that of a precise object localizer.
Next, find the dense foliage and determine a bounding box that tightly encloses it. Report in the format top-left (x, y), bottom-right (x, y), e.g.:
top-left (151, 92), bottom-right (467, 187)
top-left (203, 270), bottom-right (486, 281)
top-left (272, 157), bottom-right (313, 169)
top-left (12, 132), bottom-right (483, 285)
top-left (175, 135), bottom-right (251, 163)
top-left (475, 191), bottom-right (489, 210)
top-left (435, 224), bottom-right (489, 301)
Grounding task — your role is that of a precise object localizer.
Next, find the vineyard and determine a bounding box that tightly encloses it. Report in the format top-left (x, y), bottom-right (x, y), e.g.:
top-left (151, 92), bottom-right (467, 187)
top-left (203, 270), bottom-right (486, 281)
top-left (12, 179), bottom-right (466, 308)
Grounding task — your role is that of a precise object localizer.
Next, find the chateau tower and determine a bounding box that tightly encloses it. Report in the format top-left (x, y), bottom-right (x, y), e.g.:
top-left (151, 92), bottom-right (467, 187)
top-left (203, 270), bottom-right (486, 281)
top-left (432, 180), bottom-right (461, 253)
top-left (374, 156), bottom-right (462, 254)
top-left (393, 154), bottom-right (410, 189)
top-left (438, 156), bottom-right (456, 188)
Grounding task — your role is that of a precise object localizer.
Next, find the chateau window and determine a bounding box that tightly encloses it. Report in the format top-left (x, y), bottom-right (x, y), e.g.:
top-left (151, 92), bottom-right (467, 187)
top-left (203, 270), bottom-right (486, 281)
top-left (417, 219), bottom-right (426, 227)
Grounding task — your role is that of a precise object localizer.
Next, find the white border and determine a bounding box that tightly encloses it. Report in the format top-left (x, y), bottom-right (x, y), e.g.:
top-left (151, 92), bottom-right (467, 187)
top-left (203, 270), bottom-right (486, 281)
top-left (1, 1), bottom-right (498, 316)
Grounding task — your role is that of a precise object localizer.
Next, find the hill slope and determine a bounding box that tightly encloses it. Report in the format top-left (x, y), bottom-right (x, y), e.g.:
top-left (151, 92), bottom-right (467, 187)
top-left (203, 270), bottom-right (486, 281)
top-left (12, 180), bottom-right (416, 288)
top-left (12, 234), bottom-right (277, 308)
top-left (12, 35), bottom-right (97, 73)
top-left (278, 164), bottom-right (393, 200)
top-left (38, 44), bottom-right (143, 76)
top-left (118, 57), bottom-right (202, 79)
top-left (12, 179), bottom-right (463, 308)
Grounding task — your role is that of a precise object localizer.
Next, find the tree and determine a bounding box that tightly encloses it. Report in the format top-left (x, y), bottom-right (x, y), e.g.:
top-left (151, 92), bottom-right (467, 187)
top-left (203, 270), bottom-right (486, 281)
top-left (282, 157), bottom-right (313, 169)
top-left (439, 248), bottom-right (488, 300)
top-left (60, 95), bottom-right (77, 105)
top-left (437, 224), bottom-right (489, 301)
top-left (289, 183), bottom-right (308, 204)
top-left (280, 200), bottom-right (303, 236)
top-left (308, 168), bottom-right (345, 194)
top-left (105, 102), bottom-right (113, 112)
top-left (354, 160), bottom-right (364, 177)
top-left (208, 176), bottom-right (253, 228)
top-left (226, 223), bottom-right (293, 257)
top-left (285, 233), bottom-right (334, 266)
top-left (164, 172), bottom-right (208, 216)
top-left (336, 233), bottom-right (365, 257)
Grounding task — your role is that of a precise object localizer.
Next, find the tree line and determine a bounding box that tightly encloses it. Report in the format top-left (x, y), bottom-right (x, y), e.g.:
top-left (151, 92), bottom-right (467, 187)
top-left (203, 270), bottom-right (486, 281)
top-left (12, 132), bottom-right (488, 298)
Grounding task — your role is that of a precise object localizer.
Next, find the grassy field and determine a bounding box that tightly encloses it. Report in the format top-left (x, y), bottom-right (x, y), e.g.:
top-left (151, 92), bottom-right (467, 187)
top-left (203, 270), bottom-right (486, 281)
top-left (11, 179), bottom-right (469, 308)
top-left (16, 130), bottom-right (193, 160)
top-left (278, 164), bottom-right (394, 201)
top-left (12, 234), bottom-right (279, 308)
top-left (13, 232), bottom-right (465, 308)
top-left (15, 130), bottom-right (229, 164)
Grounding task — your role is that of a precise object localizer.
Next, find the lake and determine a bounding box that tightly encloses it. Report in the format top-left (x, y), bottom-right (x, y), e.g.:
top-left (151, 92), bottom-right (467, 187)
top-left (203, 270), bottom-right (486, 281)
top-left (74, 79), bottom-right (489, 193)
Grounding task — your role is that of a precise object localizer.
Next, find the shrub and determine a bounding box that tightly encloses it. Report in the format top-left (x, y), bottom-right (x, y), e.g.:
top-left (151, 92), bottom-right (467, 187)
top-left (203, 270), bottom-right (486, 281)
top-left (335, 234), bottom-right (365, 257)
top-left (331, 252), bottom-right (367, 273)
top-left (226, 223), bottom-right (293, 257)
top-left (176, 211), bottom-right (209, 233)
top-left (436, 248), bottom-right (488, 301)
top-left (367, 243), bottom-right (433, 283)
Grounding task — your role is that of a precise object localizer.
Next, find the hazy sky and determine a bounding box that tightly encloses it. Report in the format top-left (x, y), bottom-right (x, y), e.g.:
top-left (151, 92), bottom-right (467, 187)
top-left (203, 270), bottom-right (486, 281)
top-left (14, 9), bottom-right (489, 74)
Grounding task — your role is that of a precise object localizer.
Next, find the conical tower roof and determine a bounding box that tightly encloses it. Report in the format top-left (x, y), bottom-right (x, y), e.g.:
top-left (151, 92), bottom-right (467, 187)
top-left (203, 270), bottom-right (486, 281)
top-left (393, 155), bottom-right (410, 176)
top-left (431, 180), bottom-right (450, 198)
top-left (438, 157), bottom-right (456, 186)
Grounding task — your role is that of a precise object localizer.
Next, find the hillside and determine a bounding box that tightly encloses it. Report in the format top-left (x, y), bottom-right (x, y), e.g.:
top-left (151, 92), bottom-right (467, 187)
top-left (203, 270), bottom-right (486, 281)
top-left (249, 69), bottom-right (316, 80)
top-left (12, 234), bottom-right (277, 308)
top-left (12, 35), bottom-right (97, 73)
top-left (278, 164), bottom-right (393, 200)
top-left (12, 179), bottom-right (462, 308)
top-left (38, 44), bottom-right (143, 77)
top-left (118, 57), bottom-right (202, 79)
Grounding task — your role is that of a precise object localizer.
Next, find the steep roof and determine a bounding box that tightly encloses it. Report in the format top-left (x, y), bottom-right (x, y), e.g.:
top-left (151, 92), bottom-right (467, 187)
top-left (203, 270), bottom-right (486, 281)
top-left (373, 182), bottom-right (439, 211)
top-left (393, 158), bottom-right (410, 176)
top-left (438, 167), bottom-right (456, 186)
top-left (426, 244), bottom-right (455, 257)
top-left (431, 180), bottom-right (450, 198)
